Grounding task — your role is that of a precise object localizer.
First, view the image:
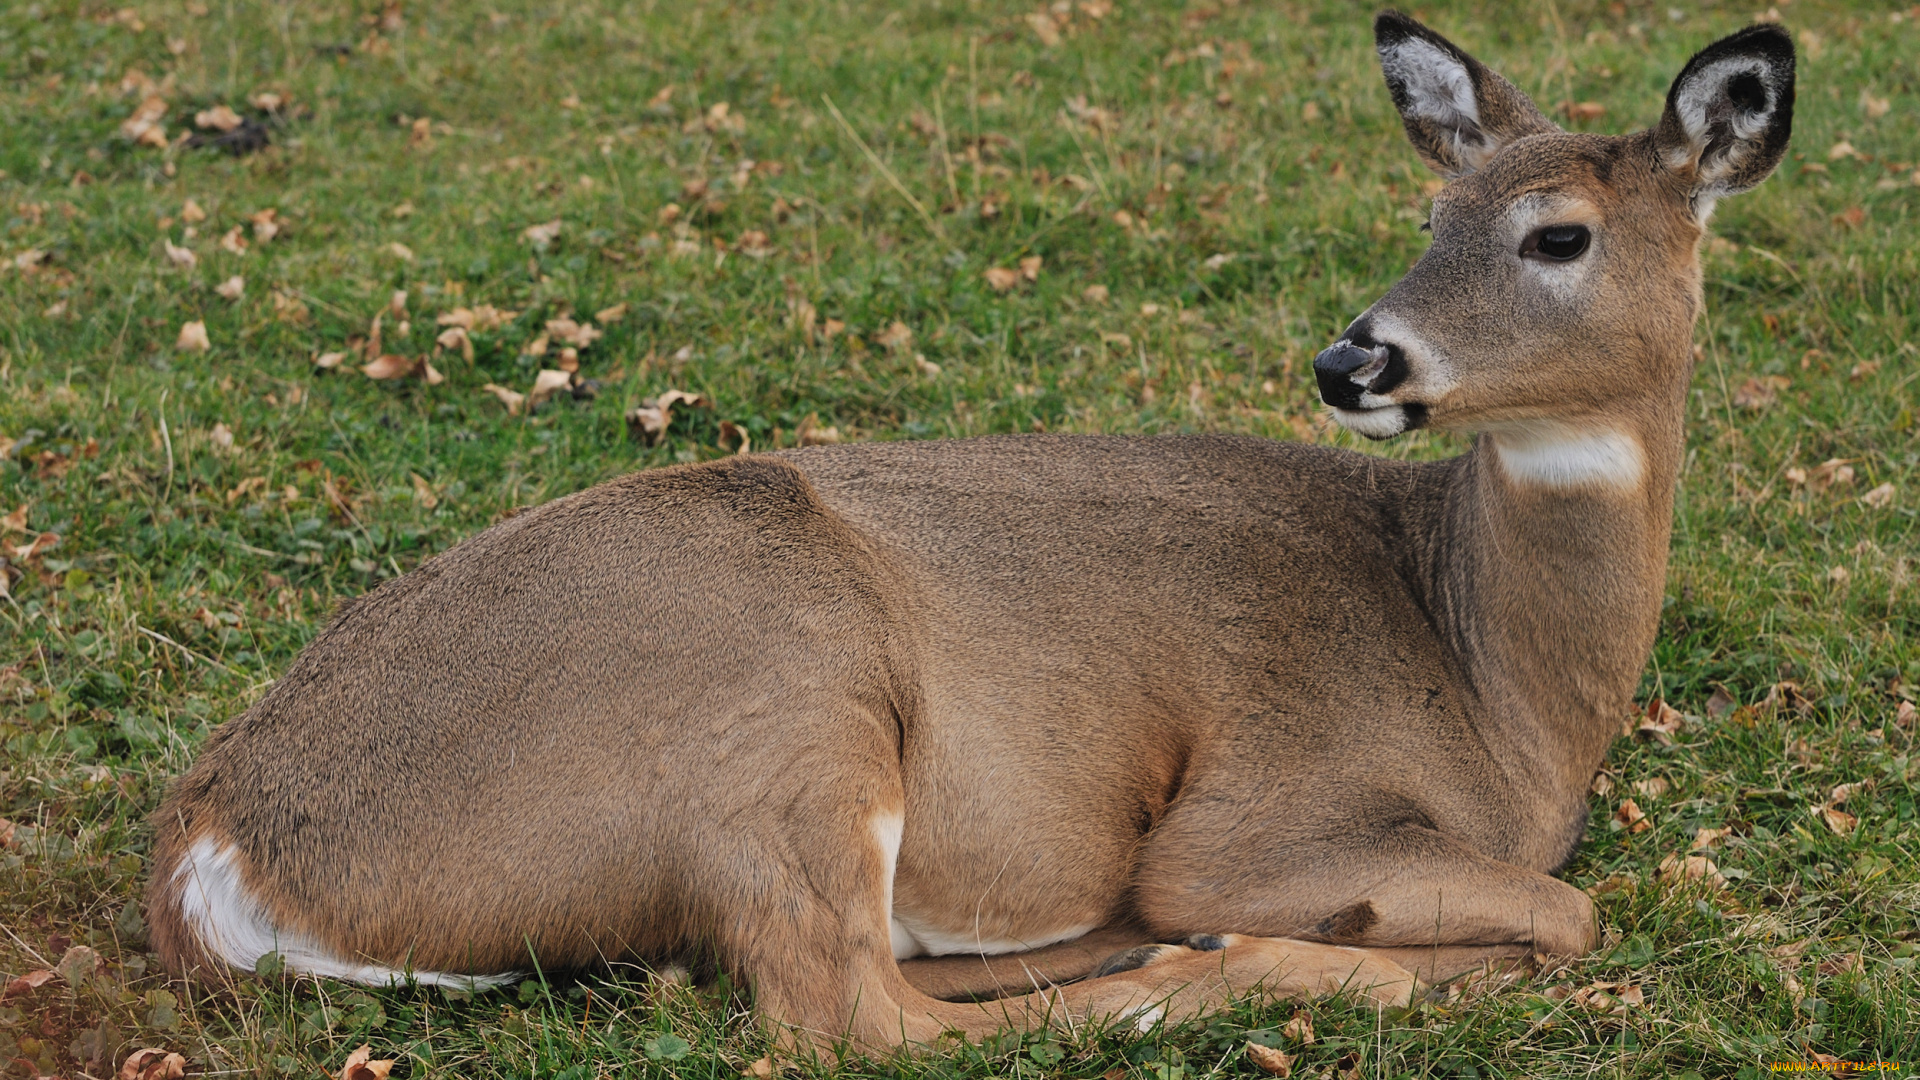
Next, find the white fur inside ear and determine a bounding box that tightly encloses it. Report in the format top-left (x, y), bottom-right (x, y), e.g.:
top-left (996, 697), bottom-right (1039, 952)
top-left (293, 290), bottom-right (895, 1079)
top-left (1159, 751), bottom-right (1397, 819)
top-left (1667, 56), bottom-right (1775, 170)
top-left (1380, 37), bottom-right (1479, 129)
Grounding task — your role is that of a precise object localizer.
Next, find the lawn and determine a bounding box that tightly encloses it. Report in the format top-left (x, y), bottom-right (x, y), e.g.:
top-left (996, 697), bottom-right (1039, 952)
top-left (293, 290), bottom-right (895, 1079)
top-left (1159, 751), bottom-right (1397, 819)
top-left (1, 0), bottom-right (1916, 1076)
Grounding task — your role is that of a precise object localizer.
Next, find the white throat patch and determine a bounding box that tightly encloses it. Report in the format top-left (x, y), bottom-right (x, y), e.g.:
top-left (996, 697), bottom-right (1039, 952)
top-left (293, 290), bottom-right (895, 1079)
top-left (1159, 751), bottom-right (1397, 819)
top-left (1491, 425), bottom-right (1645, 492)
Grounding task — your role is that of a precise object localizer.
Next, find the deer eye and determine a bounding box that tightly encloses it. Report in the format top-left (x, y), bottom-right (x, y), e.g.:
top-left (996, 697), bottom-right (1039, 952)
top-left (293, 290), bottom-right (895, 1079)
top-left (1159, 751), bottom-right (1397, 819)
top-left (1525, 224), bottom-right (1590, 261)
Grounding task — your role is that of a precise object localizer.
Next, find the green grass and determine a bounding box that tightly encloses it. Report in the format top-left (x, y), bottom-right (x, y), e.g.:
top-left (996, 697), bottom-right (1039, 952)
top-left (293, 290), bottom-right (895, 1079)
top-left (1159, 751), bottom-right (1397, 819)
top-left (2, 0), bottom-right (1917, 1076)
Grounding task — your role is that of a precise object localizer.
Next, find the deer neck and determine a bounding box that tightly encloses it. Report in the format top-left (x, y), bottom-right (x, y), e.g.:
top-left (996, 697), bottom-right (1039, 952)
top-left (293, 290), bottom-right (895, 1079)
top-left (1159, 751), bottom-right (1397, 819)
top-left (1416, 387), bottom-right (1688, 812)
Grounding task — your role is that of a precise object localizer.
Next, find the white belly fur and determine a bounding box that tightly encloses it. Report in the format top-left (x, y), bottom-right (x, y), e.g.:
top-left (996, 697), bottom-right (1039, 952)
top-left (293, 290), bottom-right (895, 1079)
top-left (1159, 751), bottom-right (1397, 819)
top-left (871, 809), bottom-right (1094, 959)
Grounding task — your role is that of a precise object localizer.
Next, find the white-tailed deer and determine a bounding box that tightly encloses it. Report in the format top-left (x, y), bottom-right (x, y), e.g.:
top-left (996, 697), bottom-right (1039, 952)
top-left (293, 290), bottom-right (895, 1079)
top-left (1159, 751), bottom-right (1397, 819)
top-left (147, 12), bottom-right (1795, 1051)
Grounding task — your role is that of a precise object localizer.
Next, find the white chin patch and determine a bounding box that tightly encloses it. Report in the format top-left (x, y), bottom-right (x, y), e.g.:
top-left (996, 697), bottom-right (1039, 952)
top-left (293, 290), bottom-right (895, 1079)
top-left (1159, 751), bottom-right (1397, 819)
top-left (1330, 406), bottom-right (1409, 440)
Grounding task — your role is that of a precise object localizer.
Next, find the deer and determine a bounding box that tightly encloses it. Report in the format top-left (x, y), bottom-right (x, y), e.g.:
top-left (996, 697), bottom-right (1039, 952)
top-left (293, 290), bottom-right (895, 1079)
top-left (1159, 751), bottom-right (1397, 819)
top-left (146, 11), bottom-right (1794, 1053)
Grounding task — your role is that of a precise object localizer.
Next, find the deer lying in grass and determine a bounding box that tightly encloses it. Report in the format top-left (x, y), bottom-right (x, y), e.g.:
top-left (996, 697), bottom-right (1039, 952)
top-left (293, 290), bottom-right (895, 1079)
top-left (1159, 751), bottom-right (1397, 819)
top-left (148, 11), bottom-right (1794, 1051)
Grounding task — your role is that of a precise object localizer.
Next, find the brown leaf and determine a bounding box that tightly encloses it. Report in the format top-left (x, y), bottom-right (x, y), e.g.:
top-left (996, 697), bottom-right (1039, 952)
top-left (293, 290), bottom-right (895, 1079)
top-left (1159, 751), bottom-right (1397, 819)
top-left (2, 968), bottom-right (57, 999)
top-left (314, 351), bottom-right (349, 369)
top-left (983, 266), bottom-right (1020, 291)
top-left (215, 274), bottom-right (245, 300)
top-left (736, 230), bottom-right (773, 258)
top-left (1, 504), bottom-right (28, 534)
top-left (522, 220), bottom-right (563, 248)
top-left (1019, 254), bottom-right (1043, 280)
top-left (1828, 780), bottom-right (1872, 806)
top-left (341, 1044), bottom-right (395, 1080)
top-left (876, 321), bottom-right (914, 350)
top-left (219, 225), bottom-right (249, 255)
top-left (741, 1057), bottom-right (775, 1079)
top-left (1634, 699), bottom-right (1684, 745)
top-left (410, 473), bottom-right (439, 509)
top-left (1244, 1042), bottom-right (1294, 1077)
top-left (1817, 806), bottom-right (1857, 835)
top-left (8, 532), bottom-right (61, 562)
top-left (120, 1048), bottom-right (187, 1080)
top-left (163, 239), bottom-right (197, 268)
top-left (915, 354), bottom-right (942, 377)
top-left (1706, 686), bottom-right (1738, 717)
top-left (1280, 1009), bottom-right (1315, 1043)
top-left (1612, 798), bottom-right (1650, 834)
top-left (1690, 826), bottom-right (1732, 851)
top-left (57, 945), bottom-right (102, 986)
top-left (120, 93), bottom-right (170, 143)
top-left (1656, 852), bottom-right (1726, 889)
top-left (1025, 11), bottom-right (1063, 47)
top-left (528, 369), bottom-right (574, 409)
top-left (1589, 771), bottom-right (1614, 797)
top-left (1896, 701), bottom-right (1917, 730)
top-left (796, 413), bottom-right (840, 446)
top-left (1835, 206), bottom-right (1866, 228)
top-left (595, 303), bottom-right (629, 324)
top-left (362, 354), bottom-right (417, 379)
top-left (1731, 374), bottom-right (1789, 409)
top-left (176, 320), bottom-right (211, 353)
top-left (1083, 284), bottom-right (1110, 303)
top-left (195, 104), bottom-right (244, 131)
top-left (545, 317), bottom-right (603, 349)
top-left (718, 420), bottom-right (752, 455)
top-left (624, 388), bottom-right (708, 443)
top-left (1632, 776), bottom-right (1670, 799)
top-left (1808, 458), bottom-right (1855, 491)
top-left (478, 383), bottom-right (525, 416)
top-left (1559, 100), bottom-right (1606, 122)
top-left (1860, 482), bottom-right (1895, 509)
top-left (1759, 680), bottom-right (1808, 714)
top-left (436, 325), bottom-right (475, 362)
top-left (387, 241), bottom-right (415, 261)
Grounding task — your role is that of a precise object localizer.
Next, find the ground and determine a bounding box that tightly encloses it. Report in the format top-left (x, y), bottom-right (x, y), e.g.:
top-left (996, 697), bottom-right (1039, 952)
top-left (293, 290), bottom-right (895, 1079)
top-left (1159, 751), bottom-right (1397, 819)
top-left (1, 0), bottom-right (1916, 1077)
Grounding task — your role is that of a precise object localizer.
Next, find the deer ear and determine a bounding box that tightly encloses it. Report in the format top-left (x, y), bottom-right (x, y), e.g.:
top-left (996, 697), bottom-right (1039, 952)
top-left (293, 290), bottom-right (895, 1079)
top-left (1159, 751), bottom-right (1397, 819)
top-left (1654, 24), bottom-right (1795, 215)
top-left (1374, 11), bottom-right (1557, 180)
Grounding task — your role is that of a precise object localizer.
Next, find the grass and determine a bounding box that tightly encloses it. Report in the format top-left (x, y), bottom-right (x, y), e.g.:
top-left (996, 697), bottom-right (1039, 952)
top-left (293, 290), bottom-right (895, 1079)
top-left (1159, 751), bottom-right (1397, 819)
top-left (1, 0), bottom-right (1916, 1075)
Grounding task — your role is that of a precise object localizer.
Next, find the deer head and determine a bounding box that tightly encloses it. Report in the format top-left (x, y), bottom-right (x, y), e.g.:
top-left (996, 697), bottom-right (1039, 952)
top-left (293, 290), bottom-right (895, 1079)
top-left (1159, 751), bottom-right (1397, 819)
top-left (1315, 12), bottom-right (1794, 483)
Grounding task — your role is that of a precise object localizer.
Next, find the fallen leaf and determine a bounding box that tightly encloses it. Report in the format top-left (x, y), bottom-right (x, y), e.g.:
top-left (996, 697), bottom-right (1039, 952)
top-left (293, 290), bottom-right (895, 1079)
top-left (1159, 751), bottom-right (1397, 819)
top-left (983, 266), bottom-right (1020, 291)
top-left (1690, 826), bottom-right (1732, 851)
top-left (1079, 0), bottom-right (1112, 17)
top-left (437, 305), bottom-right (514, 332)
top-left (6, 531), bottom-right (57, 562)
top-left (1083, 284), bottom-right (1110, 303)
top-left (1560, 100), bottom-right (1606, 122)
top-left (820, 318), bottom-right (846, 340)
top-left (1635, 698), bottom-right (1684, 745)
top-left (1829, 780), bottom-right (1872, 806)
top-left (1829, 140), bottom-right (1858, 162)
top-left (736, 230), bottom-right (773, 258)
top-left (1589, 771), bottom-right (1614, 797)
top-left (177, 320), bottom-right (211, 352)
top-left (1731, 375), bottom-right (1789, 409)
top-left (1244, 1042), bottom-right (1294, 1077)
top-left (362, 354), bottom-right (416, 379)
top-left (58, 945), bottom-right (102, 985)
top-left (1896, 701), bottom-right (1917, 730)
top-left (436, 325), bottom-right (475, 361)
top-left (595, 303), bottom-right (629, 324)
top-left (387, 241), bottom-right (415, 261)
top-left (877, 321), bottom-right (914, 350)
top-left (1860, 482), bottom-right (1895, 509)
top-left (1140, 302), bottom-right (1163, 316)
top-left (1099, 331), bottom-right (1132, 349)
top-left (1862, 93), bottom-right (1890, 119)
top-left (915, 354), bottom-right (942, 376)
top-left (195, 104), bottom-right (243, 131)
top-left (522, 333), bottom-right (550, 358)
top-left (1019, 254), bottom-right (1043, 280)
top-left (1280, 1010), bottom-right (1315, 1044)
top-left (408, 116), bottom-right (433, 149)
top-left (545, 317), bottom-right (603, 349)
top-left (163, 239), bottom-right (197, 268)
top-left (315, 351), bottom-right (349, 369)
top-left (1818, 805), bottom-right (1857, 835)
top-left (219, 225), bottom-right (249, 255)
top-left (1849, 359), bottom-right (1880, 380)
top-left (410, 473), bottom-right (439, 509)
top-left (624, 388), bottom-right (708, 443)
top-left (388, 290), bottom-right (409, 318)
top-left (181, 199), bottom-right (207, 223)
top-left (340, 1044), bottom-right (395, 1080)
top-left (2, 968), bottom-right (57, 999)
top-left (120, 94), bottom-right (170, 146)
top-left (1613, 798), bottom-right (1650, 834)
top-left (250, 91), bottom-right (285, 111)
top-left (271, 289), bottom-right (310, 325)
top-left (216, 275), bottom-right (245, 300)
top-left (1301, 101), bottom-right (1321, 123)
top-left (1808, 458), bottom-right (1854, 490)
top-left (528, 368), bottom-right (574, 409)
top-left (796, 413), bottom-right (839, 445)
top-left (120, 1048), bottom-right (188, 1080)
top-left (1632, 776), bottom-right (1670, 799)
top-left (1026, 11), bottom-right (1063, 46)
top-left (718, 419), bottom-right (751, 454)
top-left (478, 383), bottom-right (525, 415)
top-left (1656, 852), bottom-right (1725, 889)
top-left (1835, 206), bottom-right (1867, 228)
top-left (741, 1057), bottom-right (775, 1079)
top-left (0, 505), bottom-right (26, 534)
top-left (522, 220), bottom-right (563, 248)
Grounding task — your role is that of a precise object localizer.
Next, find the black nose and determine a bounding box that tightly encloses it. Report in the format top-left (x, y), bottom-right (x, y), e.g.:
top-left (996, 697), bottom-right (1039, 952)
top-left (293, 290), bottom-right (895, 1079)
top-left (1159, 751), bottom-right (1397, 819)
top-left (1313, 340), bottom-right (1375, 410)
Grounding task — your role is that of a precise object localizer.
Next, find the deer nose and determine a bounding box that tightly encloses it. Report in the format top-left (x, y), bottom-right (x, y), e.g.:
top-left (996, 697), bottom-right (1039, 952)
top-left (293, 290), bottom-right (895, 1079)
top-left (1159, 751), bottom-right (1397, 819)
top-left (1313, 340), bottom-right (1378, 409)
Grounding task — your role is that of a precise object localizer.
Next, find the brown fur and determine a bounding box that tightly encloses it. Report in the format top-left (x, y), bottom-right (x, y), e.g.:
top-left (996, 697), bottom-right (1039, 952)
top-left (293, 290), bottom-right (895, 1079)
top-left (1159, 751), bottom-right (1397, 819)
top-left (146, 13), bottom-right (1794, 1051)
